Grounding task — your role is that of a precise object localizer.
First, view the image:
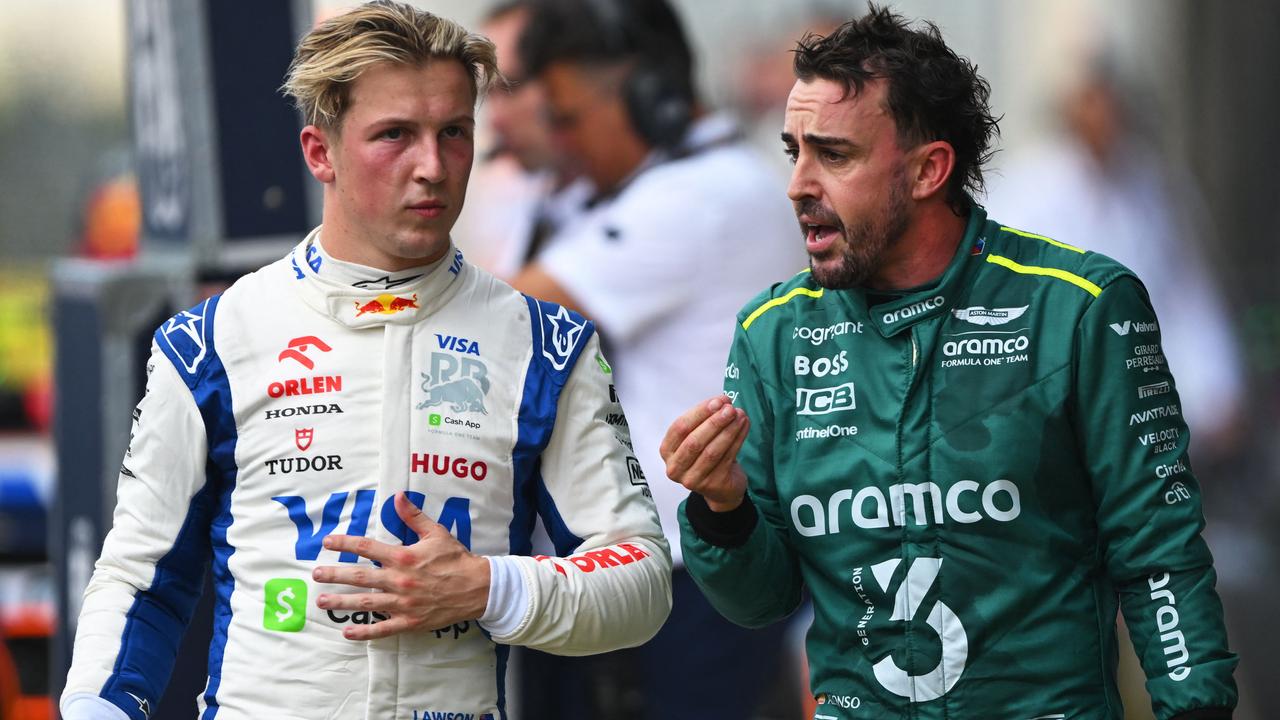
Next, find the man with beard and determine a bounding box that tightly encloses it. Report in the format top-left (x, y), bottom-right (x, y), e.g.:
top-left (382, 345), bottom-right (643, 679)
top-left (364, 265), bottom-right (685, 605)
top-left (661, 6), bottom-right (1238, 719)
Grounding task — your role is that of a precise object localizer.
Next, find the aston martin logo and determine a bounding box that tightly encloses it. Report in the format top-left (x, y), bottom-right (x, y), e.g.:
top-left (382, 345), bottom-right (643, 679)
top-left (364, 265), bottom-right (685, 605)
top-left (951, 305), bottom-right (1028, 326)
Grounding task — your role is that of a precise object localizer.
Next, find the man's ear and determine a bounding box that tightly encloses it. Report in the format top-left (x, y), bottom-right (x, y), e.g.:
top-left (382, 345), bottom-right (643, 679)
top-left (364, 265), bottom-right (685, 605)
top-left (909, 140), bottom-right (956, 202)
top-left (300, 125), bottom-right (337, 183)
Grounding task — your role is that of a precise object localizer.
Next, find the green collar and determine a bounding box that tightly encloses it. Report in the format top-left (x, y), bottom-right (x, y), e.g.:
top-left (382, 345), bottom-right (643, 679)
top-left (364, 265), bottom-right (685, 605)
top-left (864, 207), bottom-right (989, 338)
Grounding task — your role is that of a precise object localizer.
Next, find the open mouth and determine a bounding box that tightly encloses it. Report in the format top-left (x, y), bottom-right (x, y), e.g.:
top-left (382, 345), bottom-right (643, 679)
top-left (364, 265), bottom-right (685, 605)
top-left (804, 222), bottom-right (841, 254)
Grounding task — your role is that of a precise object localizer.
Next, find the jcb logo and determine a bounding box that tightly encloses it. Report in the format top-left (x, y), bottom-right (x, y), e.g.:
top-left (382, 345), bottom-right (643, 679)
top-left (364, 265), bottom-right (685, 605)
top-left (862, 557), bottom-right (969, 702)
top-left (796, 382), bottom-right (856, 415)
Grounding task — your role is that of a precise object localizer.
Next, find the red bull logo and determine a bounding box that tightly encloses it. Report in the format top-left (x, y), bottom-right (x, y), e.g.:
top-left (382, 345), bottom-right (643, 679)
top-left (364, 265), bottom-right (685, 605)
top-left (354, 293), bottom-right (419, 317)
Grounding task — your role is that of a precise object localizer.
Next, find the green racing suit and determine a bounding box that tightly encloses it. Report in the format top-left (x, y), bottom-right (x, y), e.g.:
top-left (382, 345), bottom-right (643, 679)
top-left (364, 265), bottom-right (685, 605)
top-left (679, 208), bottom-right (1237, 719)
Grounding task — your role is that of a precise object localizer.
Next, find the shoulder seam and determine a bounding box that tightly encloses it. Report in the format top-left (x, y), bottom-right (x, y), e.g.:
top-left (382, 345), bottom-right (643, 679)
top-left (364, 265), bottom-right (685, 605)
top-left (985, 254), bottom-right (1102, 297)
top-left (742, 285), bottom-right (824, 330)
top-left (998, 224), bottom-right (1085, 254)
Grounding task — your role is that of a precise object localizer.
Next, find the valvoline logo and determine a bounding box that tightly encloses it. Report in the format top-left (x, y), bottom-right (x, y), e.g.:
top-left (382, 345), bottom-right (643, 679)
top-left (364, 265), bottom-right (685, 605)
top-left (271, 490), bottom-right (471, 562)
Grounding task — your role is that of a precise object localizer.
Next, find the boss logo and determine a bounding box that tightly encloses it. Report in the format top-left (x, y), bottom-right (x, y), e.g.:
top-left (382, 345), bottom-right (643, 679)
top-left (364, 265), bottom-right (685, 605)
top-left (794, 350), bottom-right (849, 377)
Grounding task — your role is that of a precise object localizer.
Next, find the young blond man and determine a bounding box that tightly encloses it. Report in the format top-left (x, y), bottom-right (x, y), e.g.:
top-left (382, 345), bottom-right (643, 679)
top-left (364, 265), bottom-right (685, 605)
top-left (61, 4), bottom-right (669, 718)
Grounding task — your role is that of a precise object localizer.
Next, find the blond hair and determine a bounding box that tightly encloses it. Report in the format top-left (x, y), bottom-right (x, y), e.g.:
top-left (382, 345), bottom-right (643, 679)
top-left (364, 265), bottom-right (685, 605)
top-left (283, 1), bottom-right (498, 129)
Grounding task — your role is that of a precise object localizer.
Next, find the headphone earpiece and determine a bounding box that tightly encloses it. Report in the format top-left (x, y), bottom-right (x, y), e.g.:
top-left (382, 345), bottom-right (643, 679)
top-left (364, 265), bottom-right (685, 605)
top-left (623, 62), bottom-right (693, 149)
top-left (582, 0), bottom-right (693, 149)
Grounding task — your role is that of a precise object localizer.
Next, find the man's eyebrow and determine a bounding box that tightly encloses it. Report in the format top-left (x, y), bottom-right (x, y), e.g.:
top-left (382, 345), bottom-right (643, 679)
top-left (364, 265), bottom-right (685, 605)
top-left (779, 132), bottom-right (856, 149)
top-left (370, 113), bottom-right (476, 127)
top-left (803, 133), bottom-right (854, 148)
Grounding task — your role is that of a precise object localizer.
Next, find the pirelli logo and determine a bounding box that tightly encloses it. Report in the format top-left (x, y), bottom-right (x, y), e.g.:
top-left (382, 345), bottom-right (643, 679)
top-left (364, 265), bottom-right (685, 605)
top-left (1138, 381), bottom-right (1171, 399)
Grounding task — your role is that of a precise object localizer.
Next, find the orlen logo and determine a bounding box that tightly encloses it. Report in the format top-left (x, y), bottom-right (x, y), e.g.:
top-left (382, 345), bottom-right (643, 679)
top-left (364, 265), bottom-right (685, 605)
top-left (278, 336), bottom-right (332, 369)
top-left (793, 321), bottom-right (864, 346)
top-left (410, 453), bottom-right (488, 481)
top-left (882, 295), bottom-right (944, 325)
top-left (795, 350), bottom-right (849, 377)
top-left (270, 337), bottom-right (340, 397)
top-left (534, 542), bottom-right (651, 577)
top-left (1148, 572), bottom-right (1191, 681)
top-left (272, 490), bottom-right (472, 561)
top-left (791, 479), bottom-right (1020, 535)
top-left (796, 382), bottom-right (855, 416)
top-left (268, 376), bottom-right (342, 398)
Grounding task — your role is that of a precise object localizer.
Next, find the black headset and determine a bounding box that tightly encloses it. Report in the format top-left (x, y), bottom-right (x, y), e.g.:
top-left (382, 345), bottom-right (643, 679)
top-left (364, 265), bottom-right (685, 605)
top-left (581, 0), bottom-right (694, 149)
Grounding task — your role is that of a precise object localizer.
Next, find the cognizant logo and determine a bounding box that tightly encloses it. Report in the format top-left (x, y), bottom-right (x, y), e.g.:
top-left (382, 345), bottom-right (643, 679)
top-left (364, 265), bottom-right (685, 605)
top-left (882, 296), bottom-right (944, 324)
top-left (791, 479), bottom-right (1021, 535)
top-left (793, 321), bottom-right (864, 346)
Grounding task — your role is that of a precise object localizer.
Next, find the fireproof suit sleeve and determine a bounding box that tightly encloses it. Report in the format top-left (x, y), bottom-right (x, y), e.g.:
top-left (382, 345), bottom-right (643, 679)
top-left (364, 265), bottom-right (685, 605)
top-left (489, 332), bottom-right (672, 654)
top-left (1072, 275), bottom-right (1238, 719)
top-left (679, 319), bottom-right (805, 628)
top-left (60, 343), bottom-right (211, 720)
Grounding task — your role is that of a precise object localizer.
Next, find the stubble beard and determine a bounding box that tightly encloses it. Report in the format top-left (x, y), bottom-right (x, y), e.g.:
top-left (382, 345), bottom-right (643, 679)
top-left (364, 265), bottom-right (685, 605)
top-left (809, 171), bottom-right (911, 290)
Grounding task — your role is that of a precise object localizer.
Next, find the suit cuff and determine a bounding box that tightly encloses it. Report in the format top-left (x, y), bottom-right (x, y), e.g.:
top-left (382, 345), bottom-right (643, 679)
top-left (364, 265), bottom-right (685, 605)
top-left (61, 694), bottom-right (132, 720)
top-left (1171, 708), bottom-right (1233, 720)
top-left (477, 555), bottom-right (528, 638)
top-left (685, 492), bottom-right (757, 548)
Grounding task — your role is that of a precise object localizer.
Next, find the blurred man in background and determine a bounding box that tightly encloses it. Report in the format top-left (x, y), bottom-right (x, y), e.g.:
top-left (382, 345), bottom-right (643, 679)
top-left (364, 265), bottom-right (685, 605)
top-left (985, 60), bottom-right (1245, 462)
top-left (453, 0), bottom-right (589, 279)
top-left (509, 0), bottom-right (805, 717)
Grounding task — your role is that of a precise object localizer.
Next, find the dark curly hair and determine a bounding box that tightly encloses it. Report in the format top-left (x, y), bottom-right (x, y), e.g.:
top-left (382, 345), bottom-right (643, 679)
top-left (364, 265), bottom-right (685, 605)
top-left (793, 4), bottom-right (1000, 215)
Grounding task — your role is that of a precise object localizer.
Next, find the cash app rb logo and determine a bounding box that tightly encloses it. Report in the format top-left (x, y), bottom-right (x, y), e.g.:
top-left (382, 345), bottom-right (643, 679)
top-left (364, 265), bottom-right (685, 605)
top-left (429, 413), bottom-right (442, 426)
top-left (264, 577), bottom-right (307, 632)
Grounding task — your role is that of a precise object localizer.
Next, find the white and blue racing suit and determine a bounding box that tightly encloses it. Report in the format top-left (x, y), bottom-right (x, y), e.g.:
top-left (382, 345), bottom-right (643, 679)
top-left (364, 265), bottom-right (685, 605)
top-left (61, 230), bottom-right (672, 720)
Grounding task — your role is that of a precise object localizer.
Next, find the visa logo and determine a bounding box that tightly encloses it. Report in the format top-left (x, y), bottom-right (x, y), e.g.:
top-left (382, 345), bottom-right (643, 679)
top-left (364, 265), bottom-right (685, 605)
top-left (272, 490), bottom-right (471, 562)
top-left (435, 334), bottom-right (480, 355)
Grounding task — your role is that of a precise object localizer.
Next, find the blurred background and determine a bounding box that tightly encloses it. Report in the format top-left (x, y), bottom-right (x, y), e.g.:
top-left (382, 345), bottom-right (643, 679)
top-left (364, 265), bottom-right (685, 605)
top-left (0, 0), bottom-right (1275, 718)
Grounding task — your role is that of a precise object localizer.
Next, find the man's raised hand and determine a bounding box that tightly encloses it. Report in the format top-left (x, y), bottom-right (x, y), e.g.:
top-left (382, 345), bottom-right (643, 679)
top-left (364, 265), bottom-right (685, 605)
top-left (660, 395), bottom-right (751, 512)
